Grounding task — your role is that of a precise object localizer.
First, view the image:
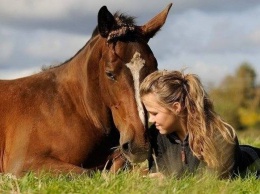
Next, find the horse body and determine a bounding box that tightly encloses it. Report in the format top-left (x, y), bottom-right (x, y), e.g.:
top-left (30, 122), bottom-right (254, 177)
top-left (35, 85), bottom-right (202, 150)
top-left (0, 4), bottom-right (172, 176)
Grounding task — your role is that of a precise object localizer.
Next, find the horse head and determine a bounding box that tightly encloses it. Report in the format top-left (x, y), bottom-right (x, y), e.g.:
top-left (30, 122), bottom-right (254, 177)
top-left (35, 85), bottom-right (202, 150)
top-left (95, 4), bottom-right (172, 163)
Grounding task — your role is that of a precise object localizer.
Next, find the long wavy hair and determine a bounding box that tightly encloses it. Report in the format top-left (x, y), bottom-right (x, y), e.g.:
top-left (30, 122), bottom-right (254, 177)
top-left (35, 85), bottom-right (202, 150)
top-left (140, 70), bottom-right (236, 170)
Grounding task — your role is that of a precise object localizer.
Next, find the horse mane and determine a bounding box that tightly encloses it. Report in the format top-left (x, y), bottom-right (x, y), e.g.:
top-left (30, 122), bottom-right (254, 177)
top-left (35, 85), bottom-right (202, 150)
top-left (107, 12), bottom-right (144, 43)
top-left (91, 12), bottom-right (136, 39)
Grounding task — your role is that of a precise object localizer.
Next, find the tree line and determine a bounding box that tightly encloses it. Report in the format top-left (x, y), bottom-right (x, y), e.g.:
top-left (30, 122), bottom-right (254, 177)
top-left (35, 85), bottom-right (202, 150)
top-left (209, 62), bottom-right (260, 130)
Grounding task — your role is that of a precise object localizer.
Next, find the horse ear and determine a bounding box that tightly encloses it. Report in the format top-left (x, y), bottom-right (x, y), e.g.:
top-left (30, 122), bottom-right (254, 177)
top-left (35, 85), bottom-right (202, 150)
top-left (98, 6), bottom-right (116, 38)
top-left (140, 3), bottom-right (172, 42)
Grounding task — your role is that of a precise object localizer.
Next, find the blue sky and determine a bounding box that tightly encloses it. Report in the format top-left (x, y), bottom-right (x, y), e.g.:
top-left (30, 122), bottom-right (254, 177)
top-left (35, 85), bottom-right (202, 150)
top-left (1, 0), bottom-right (260, 87)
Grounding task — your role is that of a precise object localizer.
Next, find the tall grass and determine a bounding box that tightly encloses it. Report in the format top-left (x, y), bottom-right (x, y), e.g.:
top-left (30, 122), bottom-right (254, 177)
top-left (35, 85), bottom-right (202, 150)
top-left (1, 129), bottom-right (259, 194)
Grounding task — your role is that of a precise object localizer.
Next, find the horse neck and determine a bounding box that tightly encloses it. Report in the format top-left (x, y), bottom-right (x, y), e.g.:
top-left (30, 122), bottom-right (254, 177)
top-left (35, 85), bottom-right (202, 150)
top-left (64, 36), bottom-right (100, 76)
top-left (59, 36), bottom-right (111, 131)
top-left (59, 35), bottom-right (101, 89)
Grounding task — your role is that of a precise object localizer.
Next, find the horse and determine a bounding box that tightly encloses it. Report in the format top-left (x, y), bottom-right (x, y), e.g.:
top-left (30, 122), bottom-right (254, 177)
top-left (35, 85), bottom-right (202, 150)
top-left (0, 4), bottom-right (172, 177)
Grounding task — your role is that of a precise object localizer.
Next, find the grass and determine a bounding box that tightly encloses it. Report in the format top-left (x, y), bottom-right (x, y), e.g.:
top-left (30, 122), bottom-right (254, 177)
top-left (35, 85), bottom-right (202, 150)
top-left (1, 171), bottom-right (260, 194)
top-left (236, 128), bottom-right (260, 147)
top-left (0, 129), bottom-right (259, 194)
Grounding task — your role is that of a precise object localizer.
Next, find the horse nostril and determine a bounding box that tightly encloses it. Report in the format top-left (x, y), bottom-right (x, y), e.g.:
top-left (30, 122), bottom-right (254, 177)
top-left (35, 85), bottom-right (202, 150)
top-left (122, 142), bottom-right (131, 153)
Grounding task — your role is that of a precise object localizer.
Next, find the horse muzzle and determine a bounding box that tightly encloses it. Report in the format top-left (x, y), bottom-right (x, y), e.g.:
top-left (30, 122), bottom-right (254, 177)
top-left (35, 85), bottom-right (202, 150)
top-left (120, 141), bottom-right (150, 163)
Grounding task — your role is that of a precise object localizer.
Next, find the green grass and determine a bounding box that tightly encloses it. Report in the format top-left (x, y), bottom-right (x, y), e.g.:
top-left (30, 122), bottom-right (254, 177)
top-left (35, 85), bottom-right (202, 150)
top-left (237, 128), bottom-right (260, 147)
top-left (1, 171), bottom-right (259, 194)
top-left (1, 129), bottom-right (259, 194)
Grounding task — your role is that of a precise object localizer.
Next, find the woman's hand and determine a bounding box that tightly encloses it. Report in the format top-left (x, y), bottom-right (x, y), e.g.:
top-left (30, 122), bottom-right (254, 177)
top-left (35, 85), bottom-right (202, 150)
top-left (147, 172), bottom-right (165, 179)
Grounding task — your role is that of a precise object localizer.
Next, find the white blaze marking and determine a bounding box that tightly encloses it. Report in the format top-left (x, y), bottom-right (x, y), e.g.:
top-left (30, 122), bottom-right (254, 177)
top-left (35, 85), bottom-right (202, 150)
top-left (126, 52), bottom-right (145, 126)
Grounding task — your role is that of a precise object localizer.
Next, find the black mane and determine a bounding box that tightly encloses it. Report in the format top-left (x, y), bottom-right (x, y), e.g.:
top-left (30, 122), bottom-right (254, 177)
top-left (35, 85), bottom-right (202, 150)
top-left (92, 12), bottom-right (144, 43)
top-left (114, 12), bottom-right (136, 26)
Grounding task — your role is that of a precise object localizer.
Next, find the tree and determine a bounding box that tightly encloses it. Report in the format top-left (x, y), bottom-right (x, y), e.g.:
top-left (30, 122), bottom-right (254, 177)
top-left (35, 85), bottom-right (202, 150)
top-left (235, 62), bottom-right (256, 108)
top-left (209, 62), bottom-right (259, 130)
top-left (210, 76), bottom-right (242, 130)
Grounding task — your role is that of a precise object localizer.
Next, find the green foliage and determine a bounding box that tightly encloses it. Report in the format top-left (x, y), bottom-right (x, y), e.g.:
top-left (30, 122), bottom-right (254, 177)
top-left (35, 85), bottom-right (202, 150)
top-left (239, 108), bottom-right (260, 129)
top-left (209, 62), bottom-right (260, 130)
top-left (210, 87), bottom-right (242, 129)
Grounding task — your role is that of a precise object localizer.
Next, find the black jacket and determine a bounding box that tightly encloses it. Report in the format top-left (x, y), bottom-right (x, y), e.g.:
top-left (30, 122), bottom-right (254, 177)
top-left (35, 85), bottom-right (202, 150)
top-left (148, 125), bottom-right (201, 177)
top-left (148, 125), bottom-right (260, 178)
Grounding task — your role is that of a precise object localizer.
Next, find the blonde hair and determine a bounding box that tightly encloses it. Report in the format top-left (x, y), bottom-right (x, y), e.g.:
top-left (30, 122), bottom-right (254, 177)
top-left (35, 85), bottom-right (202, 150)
top-left (140, 70), bottom-right (236, 170)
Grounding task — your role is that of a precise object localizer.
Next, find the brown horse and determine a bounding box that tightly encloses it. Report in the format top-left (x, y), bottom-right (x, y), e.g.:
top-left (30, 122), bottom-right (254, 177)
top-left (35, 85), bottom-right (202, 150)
top-left (0, 4), bottom-right (172, 176)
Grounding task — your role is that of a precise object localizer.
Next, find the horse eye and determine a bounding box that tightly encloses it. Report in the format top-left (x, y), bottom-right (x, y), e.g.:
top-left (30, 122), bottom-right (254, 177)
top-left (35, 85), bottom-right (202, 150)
top-left (105, 71), bottom-right (116, 80)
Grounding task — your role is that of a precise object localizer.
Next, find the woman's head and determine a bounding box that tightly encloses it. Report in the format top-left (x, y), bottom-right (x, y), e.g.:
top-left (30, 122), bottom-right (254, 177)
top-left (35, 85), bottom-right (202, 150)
top-left (140, 70), bottom-right (206, 116)
top-left (140, 70), bottom-right (200, 138)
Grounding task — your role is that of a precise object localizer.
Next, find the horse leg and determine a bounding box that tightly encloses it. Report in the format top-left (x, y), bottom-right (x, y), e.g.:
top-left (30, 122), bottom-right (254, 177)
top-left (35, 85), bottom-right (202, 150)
top-left (105, 149), bottom-right (130, 173)
top-left (109, 155), bottom-right (128, 173)
top-left (107, 149), bottom-right (148, 174)
top-left (22, 157), bottom-right (92, 177)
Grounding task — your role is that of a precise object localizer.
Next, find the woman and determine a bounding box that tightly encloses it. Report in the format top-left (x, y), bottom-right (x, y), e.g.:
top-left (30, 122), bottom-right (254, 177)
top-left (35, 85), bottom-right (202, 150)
top-left (140, 70), bottom-right (260, 179)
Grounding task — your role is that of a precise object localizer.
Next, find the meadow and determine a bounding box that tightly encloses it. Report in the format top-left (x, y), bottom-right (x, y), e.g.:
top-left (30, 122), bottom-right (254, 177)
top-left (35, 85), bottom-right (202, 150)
top-left (1, 129), bottom-right (259, 194)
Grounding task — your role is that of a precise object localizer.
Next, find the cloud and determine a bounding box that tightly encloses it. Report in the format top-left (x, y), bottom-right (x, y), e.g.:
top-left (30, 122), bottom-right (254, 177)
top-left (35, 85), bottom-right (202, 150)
top-left (25, 31), bottom-right (88, 61)
top-left (0, 41), bottom-right (13, 63)
top-left (0, 67), bottom-right (40, 80)
top-left (0, 1), bottom-right (173, 35)
top-left (150, 6), bottom-right (260, 54)
top-left (249, 28), bottom-right (260, 46)
top-left (1, 0), bottom-right (259, 34)
top-left (0, 27), bottom-right (88, 72)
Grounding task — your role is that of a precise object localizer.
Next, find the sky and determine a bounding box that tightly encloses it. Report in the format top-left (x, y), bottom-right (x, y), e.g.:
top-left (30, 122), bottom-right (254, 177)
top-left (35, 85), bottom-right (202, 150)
top-left (1, 0), bottom-right (260, 87)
